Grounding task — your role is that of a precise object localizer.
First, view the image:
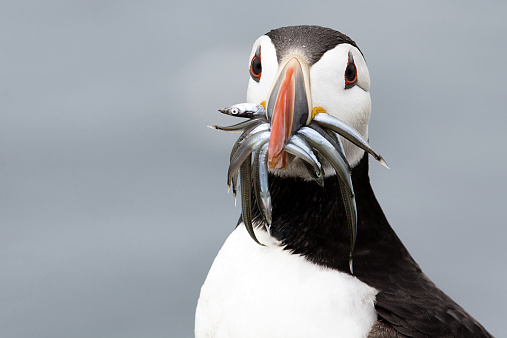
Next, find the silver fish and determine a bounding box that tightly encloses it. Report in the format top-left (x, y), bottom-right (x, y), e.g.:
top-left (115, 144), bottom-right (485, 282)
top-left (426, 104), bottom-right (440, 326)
top-left (240, 154), bottom-right (264, 245)
top-left (284, 142), bottom-right (324, 186)
top-left (228, 123), bottom-right (270, 197)
top-left (219, 103), bottom-right (266, 119)
top-left (298, 126), bottom-right (357, 270)
top-left (313, 113), bottom-right (389, 169)
top-left (297, 127), bottom-right (353, 195)
top-left (309, 122), bottom-right (350, 167)
top-left (230, 123), bottom-right (270, 162)
top-left (228, 130), bottom-right (271, 189)
top-left (314, 126), bottom-right (357, 264)
top-left (252, 141), bottom-right (272, 225)
top-left (208, 118), bottom-right (263, 133)
top-left (287, 134), bottom-right (324, 184)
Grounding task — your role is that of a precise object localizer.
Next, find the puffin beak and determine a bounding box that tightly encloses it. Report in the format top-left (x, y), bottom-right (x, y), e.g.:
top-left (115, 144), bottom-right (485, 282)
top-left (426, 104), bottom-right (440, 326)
top-left (266, 56), bottom-right (311, 169)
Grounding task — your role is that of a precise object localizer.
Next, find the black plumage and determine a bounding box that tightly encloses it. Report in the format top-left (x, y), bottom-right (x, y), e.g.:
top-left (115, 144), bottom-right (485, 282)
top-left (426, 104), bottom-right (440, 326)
top-left (266, 25), bottom-right (360, 66)
top-left (251, 154), bottom-right (492, 337)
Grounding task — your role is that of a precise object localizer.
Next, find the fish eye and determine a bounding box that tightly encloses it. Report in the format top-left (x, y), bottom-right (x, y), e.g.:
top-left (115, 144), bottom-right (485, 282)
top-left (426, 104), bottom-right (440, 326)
top-left (250, 46), bottom-right (262, 82)
top-left (344, 52), bottom-right (357, 89)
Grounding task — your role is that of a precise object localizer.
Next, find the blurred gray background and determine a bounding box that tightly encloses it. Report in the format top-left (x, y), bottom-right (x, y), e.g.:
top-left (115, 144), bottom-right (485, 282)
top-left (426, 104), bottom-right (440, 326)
top-left (1, 1), bottom-right (506, 337)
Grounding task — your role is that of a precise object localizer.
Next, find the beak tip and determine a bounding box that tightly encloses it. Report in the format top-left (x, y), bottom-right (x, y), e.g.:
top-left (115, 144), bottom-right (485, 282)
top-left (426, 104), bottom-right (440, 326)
top-left (268, 152), bottom-right (289, 169)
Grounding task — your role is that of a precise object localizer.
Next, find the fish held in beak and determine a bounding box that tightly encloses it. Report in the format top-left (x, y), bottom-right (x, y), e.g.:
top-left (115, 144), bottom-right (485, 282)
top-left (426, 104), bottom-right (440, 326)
top-left (266, 57), bottom-right (311, 169)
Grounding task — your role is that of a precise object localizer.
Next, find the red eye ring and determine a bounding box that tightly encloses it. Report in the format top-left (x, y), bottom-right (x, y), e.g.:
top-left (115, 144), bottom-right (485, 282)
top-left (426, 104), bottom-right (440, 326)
top-left (344, 52), bottom-right (357, 89)
top-left (250, 46), bottom-right (262, 82)
top-left (250, 54), bottom-right (262, 81)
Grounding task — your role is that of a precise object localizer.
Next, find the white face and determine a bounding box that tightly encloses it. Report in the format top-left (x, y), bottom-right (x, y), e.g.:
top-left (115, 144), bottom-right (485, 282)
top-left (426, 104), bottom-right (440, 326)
top-left (245, 36), bottom-right (279, 106)
top-left (246, 35), bottom-right (372, 171)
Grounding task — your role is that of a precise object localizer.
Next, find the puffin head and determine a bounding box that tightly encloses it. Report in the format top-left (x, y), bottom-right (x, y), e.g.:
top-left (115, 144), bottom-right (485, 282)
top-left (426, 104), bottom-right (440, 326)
top-left (246, 25), bottom-right (371, 177)
top-left (214, 26), bottom-right (386, 260)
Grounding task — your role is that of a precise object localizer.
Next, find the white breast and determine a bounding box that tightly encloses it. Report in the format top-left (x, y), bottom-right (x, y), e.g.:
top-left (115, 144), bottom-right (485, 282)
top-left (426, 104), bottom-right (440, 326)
top-left (195, 225), bottom-right (378, 338)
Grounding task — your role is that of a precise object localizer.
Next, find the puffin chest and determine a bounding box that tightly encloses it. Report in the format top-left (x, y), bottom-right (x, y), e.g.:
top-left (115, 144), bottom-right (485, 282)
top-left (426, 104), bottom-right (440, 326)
top-left (195, 226), bottom-right (378, 338)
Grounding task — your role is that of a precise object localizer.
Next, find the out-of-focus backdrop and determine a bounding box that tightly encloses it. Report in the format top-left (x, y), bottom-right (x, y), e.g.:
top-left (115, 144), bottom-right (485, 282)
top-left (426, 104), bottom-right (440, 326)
top-left (1, 1), bottom-right (506, 337)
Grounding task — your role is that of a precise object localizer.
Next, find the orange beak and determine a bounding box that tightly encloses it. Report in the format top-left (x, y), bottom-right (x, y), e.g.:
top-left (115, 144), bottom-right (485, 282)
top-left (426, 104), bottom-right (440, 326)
top-left (266, 57), bottom-right (311, 169)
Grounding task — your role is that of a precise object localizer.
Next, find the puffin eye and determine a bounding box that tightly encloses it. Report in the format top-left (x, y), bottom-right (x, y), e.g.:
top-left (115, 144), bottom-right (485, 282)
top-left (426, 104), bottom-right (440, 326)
top-left (344, 52), bottom-right (357, 89)
top-left (250, 46), bottom-right (262, 82)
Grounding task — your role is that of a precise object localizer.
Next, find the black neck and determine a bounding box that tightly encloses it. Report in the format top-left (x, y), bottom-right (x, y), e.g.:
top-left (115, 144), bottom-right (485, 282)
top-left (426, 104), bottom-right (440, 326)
top-left (251, 154), bottom-right (415, 275)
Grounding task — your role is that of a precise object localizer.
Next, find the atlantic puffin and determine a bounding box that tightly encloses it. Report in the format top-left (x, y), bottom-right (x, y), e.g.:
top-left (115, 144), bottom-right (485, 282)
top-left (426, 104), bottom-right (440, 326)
top-left (195, 25), bottom-right (492, 337)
